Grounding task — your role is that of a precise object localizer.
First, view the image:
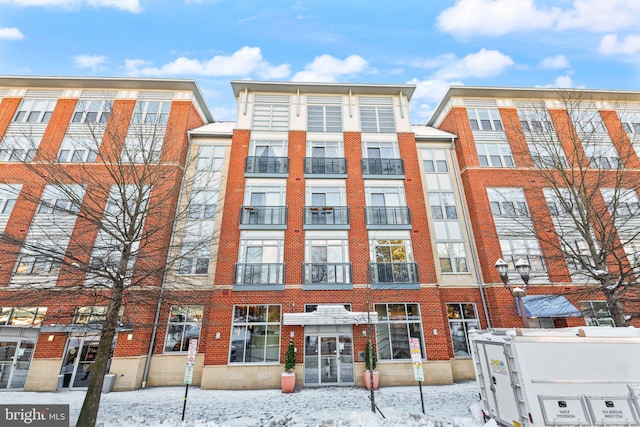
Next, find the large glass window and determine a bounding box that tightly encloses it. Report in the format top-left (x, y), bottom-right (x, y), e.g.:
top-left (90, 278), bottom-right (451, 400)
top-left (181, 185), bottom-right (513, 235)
top-left (499, 238), bottom-right (546, 272)
top-left (437, 242), bottom-right (468, 273)
top-left (72, 100), bottom-right (112, 124)
top-left (57, 135), bottom-right (101, 163)
top-left (131, 101), bottom-right (171, 126)
top-left (229, 304), bottom-right (281, 363)
top-left (73, 306), bottom-right (123, 325)
top-left (468, 108), bottom-right (503, 131)
top-left (13, 99), bottom-right (57, 123)
top-left (0, 184), bottom-right (20, 215)
top-left (447, 303), bottom-right (479, 357)
top-left (252, 96), bottom-right (289, 131)
top-left (579, 301), bottom-right (614, 327)
top-left (477, 143), bottom-right (514, 167)
top-left (308, 105), bottom-right (342, 132)
top-left (0, 135), bottom-right (42, 162)
top-left (195, 146), bottom-right (225, 171)
top-left (487, 188), bottom-right (529, 217)
top-left (0, 307), bottom-right (47, 326)
top-left (164, 306), bottom-right (203, 352)
top-left (360, 105), bottom-right (395, 133)
top-left (374, 303), bottom-right (424, 360)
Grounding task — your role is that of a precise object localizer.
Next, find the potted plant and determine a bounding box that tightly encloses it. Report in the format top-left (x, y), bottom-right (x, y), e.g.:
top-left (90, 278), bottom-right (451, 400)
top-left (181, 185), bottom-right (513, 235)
top-left (363, 340), bottom-right (379, 390)
top-left (281, 339), bottom-right (296, 393)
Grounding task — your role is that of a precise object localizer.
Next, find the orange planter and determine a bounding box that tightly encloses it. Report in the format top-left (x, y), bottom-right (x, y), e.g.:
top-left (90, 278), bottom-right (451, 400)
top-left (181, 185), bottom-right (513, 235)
top-left (281, 372), bottom-right (296, 393)
top-left (363, 370), bottom-right (379, 390)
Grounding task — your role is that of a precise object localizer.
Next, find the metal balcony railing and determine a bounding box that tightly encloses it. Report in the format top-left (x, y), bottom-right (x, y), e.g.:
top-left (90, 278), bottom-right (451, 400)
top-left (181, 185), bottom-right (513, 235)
top-left (240, 206), bottom-right (287, 225)
top-left (369, 262), bottom-right (418, 284)
top-left (304, 157), bottom-right (347, 175)
top-left (303, 206), bottom-right (349, 226)
top-left (365, 206), bottom-right (411, 225)
top-left (245, 156), bottom-right (289, 174)
top-left (361, 158), bottom-right (404, 176)
top-left (234, 263), bottom-right (285, 285)
top-left (302, 263), bottom-right (352, 284)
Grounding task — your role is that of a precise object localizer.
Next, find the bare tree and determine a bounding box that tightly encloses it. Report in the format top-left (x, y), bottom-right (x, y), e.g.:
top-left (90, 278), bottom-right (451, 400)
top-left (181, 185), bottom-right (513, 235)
top-left (0, 99), bottom-right (219, 426)
top-left (501, 92), bottom-right (640, 326)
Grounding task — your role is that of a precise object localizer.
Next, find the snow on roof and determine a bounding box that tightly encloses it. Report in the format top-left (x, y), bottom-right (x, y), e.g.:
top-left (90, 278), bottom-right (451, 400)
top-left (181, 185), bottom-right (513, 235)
top-left (411, 125), bottom-right (456, 140)
top-left (190, 121), bottom-right (236, 136)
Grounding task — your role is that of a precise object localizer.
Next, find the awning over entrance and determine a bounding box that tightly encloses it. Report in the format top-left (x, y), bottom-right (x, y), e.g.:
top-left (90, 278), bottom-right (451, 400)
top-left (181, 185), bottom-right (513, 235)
top-left (521, 295), bottom-right (582, 318)
top-left (283, 305), bottom-right (378, 326)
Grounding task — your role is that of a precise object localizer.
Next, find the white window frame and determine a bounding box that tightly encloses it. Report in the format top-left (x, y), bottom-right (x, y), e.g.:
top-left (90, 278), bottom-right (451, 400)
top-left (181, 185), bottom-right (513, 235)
top-left (71, 99), bottom-right (112, 124)
top-left (499, 238), bottom-right (546, 273)
top-left (13, 99), bottom-right (57, 124)
top-left (57, 135), bottom-right (101, 163)
top-left (374, 303), bottom-right (424, 360)
top-left (131, 100), bottom-right (171, 126)
top-left (252, 97), bottom-right (289, 131)
top-left (0, 135), bottom-right (42, 162)
top-left (307, 105), bottom-right (342, 132)
top-left (437, 242), bottom-right (469, 273)
top-left (195, 145), bottom-right (225, 171)
top-left (477, 143), bottom-right (514, 167)
top-left (468, 108), bottom-right (503, 131)
top-left (447, 303), bottom-right (480, 357)
top-left (579, 301), bottom-right (614, 327)
top-left (583, 143), bottom-right (620, 169)
top-left (517, 109), bottom-right (554, 133)
top-left (487, 187), bottom-right (529, 217)
top-left (360, 105), bottom-right (395, 133)
top-left (164, 305), bottom-right (203, 353)
top-left (229, 304), bottom-right (281, 363)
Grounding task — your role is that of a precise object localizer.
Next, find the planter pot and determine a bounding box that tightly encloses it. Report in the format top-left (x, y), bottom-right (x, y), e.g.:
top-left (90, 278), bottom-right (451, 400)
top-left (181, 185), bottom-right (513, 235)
top-left (363, 370), bottom-right (379, 390)
top-left (281, 372), bottom-right (296, 393)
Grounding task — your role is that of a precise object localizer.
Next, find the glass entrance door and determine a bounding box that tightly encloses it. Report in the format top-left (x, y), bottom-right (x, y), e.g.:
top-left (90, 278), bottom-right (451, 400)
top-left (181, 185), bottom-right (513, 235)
top-left (0, 340), bottom-right (35, 389)
top-left (60, 335), bottom-right (101, 389)
top-left (304, 334), bottom-right (353, 385)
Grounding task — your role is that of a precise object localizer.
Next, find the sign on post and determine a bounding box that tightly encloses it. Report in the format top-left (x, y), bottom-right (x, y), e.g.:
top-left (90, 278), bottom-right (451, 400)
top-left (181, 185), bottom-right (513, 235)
top-left (182, 339), bottom-right (198, 421)
top-left (410, 338), bottom-right (424, 382)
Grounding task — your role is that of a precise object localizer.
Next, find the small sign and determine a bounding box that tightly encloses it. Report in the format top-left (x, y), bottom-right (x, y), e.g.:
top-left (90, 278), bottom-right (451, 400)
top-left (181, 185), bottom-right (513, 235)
top-left (585, 396), bottom-right (638, 425)
top-left (539, 396), bottom-right (590, 425)
top-left (410, 338), bottom-right (424, 382)
top-left (187, 339), bottom-right (198, 363)
top-left (183, 364), bottom-right (194, 384)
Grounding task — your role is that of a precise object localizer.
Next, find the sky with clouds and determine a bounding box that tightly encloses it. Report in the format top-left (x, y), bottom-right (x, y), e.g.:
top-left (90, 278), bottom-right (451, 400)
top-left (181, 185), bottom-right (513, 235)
top-left (1, 0), bottom-right (640, 122)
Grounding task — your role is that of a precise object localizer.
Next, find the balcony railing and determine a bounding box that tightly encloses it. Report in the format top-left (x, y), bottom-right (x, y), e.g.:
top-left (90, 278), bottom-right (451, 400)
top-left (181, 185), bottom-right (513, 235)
top-left (365, 206), bottom-right (411, 226)
top-left (304, 206), bottom-right (349, 227)
top-left (361, 158), bottom-right (404, 176)
top-left (240, 206), bottom-right (287, 226)
top-left (302, 263), bottom-right (352, 285)
top-left (369, 262), bottom-right (418, 284)
top-left (245, 156), bottom-right (289, 175)
top-left (304, 157), bottom-right (347, 175)
top-left (234, 263), bottom-right (285, 285)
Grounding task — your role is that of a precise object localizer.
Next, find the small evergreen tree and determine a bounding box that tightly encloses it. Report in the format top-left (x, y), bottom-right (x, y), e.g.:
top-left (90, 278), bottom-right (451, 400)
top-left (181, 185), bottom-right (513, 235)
top-left (284, 339), bottom-right (296, 373)
top-left (364, 340), bottom-right (377, 371)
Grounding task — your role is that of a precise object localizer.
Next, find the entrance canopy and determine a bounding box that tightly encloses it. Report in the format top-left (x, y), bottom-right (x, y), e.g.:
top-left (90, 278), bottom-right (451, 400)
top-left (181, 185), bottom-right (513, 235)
top-left (283, 305), bottom-right (378, 326)
top-left (521, 295), bottom-right (582, 318)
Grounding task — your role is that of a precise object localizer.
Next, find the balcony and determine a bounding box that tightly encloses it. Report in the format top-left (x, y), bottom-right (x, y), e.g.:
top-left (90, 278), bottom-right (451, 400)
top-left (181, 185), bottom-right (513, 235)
top-left (239, 206), bottom-right (287, 229)
top-left (234, 263), bottom-right (285, 290)
top-left (303, 206), bottom-right (349, 229)
top-left (302, 263), bottom-right (352, 290)
top-left (361, 158), bottom-right (404, 178)
top-left (369, 262), bottom-right (419, 289)
top-left (365, 206), bottom-right (411, 229)
top-left (245, 156), bottom-right (289, 177)
top-left (304, 157), bottom-right (347, 177)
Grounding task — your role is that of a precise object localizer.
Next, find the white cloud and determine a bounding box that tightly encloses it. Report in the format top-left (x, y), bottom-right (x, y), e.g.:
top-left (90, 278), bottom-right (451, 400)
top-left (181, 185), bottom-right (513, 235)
top-left (431, 49), bottom-right (514, 80)
top-left (73, 54), bottom-right (107, 71)
top-left (0, 0), bottom-right (142, 12)
top-left (599, 34), bottom-right (640, 55)
top-left (291, 54), bottom-right (369, 82)
top-left (436, 0), bottom-right (557, 37)
top-left (538, 55), bottom-right (570, 70)
top-left (123, 46), bottom-right (290, 78)
top-left (437, 0), bottom-right (640, 37)
top-left (406, 78), bottom-right (464, 123)
top-left (536, 75), bottom-right (575, 88)
top-left (0, 27), bottom-right (24, 40)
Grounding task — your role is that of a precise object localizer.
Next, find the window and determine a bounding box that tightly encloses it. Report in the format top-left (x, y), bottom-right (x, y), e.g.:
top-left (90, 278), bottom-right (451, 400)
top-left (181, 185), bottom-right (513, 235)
top-left (13, 99), bottom-right (57, 123)
top-left (177, 243), bottom-right (211, 275)
top-left (131, 101), bottom-right (171, 126)
top-left (429, 192), bottom-right (457, 219)
top-left (304, 237), bottom-right (350, 284)
top-left (196, 146), bottom-right (225, 171)
top-left (57, 135), bottom-right (100, 163)
top-left (447, 303), bottom-right (479, 357)
top-left (477, 143), bottom-right (514, 167)
top-left (188, 191), bottom-right (218, 220)
top-left (374, 303), bottom-right (424, 360)
top-left (72, 100), bottom-right (112, 124)
top-left (359, 98), bottom-right (395, 133)
top-left (529, 143), bottom-right (567, 168)
top-left (468, 108), bottom-right (503, 131)
top-left (308, 105), bottom-right (342, 132)
top-left (570, 110), bottom-right (607, 134)
top-left (0, 135), bottom-right (41, 162)
top-left (37, 195), bottom-right (80, 215)
top-left (583, 143), bottom-right (620, 169)
top-left (73, 306), bottom-right (123, 325)
top-left (371, 239), bottom-right (413, 263)
top-left (422, 149), bottom-right (448, 173)
top-left (517, 109), bottom-right (554, 133)
top-left (369, 238), bottom-right (417, 284)
top-left (0, 307), bottom-right (47, 326)
top-left (14, 255), bottom-right (61, 276)
top-left (487, 188), bottom-right (529, 217)
top-left (499, 238), bottom-right (546, 272)
top-left (252, 95), bottom-right (289, 131)
top-left (0, 184), bottom-right (20, 215)
top-left (601, 188), bottom-right (640, 218)
top-left (122, 135), bottom-right (162, 163)
top-left (229, 304), bottom-right (281, 363)
top-left (580, 301), bottom-right (614, 327)
top-left (619, 112), bottom-right (640, 134)
top-left (437, 243), bottom-right (469, 273)
top-left (164, 306), bottom-right (203, 352)
top-left (236, 235), bottom-right (285, 285)
top-left (307, 140), bottom-right (343, 158)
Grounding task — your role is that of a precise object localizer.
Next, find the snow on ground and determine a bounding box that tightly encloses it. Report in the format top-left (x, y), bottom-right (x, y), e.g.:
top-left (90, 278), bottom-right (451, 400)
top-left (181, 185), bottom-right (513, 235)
top-left (1, 381), bottom-right (485, 426)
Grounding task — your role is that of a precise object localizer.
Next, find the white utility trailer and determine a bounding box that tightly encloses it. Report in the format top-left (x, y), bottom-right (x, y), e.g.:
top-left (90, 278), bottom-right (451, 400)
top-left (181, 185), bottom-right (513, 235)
top-left (469, 327), bottom-right (640, 426)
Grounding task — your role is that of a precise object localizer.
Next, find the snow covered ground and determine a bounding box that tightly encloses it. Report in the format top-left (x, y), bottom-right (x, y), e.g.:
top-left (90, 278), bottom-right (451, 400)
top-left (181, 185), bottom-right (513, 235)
top-left (1, 381), bottom-right (488, 426)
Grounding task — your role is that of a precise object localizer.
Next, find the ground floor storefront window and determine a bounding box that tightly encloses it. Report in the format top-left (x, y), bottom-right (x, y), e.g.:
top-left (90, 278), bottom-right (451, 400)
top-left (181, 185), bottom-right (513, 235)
top-left (374, 303), bottom-right (424, 360)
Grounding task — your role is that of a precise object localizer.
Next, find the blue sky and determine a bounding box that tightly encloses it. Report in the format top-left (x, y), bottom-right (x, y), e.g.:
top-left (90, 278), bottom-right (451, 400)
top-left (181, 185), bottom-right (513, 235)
top-left (1, 0), bottom-right (640, 123)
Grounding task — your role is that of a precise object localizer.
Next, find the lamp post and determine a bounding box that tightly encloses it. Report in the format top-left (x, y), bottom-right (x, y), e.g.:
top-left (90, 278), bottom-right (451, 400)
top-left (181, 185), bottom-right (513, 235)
top-left (495, 258), bottom-right (531, 328)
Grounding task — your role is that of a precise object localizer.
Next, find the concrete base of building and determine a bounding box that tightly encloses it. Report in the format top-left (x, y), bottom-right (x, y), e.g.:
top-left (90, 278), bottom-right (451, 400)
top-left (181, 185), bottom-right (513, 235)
top-left (144, 354), bottom-right (205, 387)
top-left (201, 364), bottom-right (288, 390)
top-left (451, 358), bottom-right (475, 381)
top-left (25, 358), bottom-right (63, 392)
top-left (109, 356), bottom-right (147, 391)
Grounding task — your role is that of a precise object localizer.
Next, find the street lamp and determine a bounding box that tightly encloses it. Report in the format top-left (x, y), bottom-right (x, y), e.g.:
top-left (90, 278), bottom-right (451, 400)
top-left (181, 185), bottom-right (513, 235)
top-left (495, 258), bottom-right (531, 328)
